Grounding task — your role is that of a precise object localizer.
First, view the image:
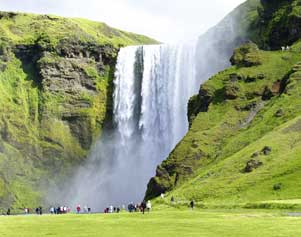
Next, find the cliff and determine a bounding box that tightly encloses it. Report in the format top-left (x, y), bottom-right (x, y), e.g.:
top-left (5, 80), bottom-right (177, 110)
top-left (0, 11), bottom-right (157, 211)
top-left (145, 0), bottom-right (301, 205)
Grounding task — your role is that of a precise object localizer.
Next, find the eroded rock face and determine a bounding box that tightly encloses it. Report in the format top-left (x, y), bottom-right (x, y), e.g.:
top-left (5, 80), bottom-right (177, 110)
top-left (188, 86), bottom-right (213, 127)
top-left (244, 159), bottom-right (263, 173)
top-left (258, 0), bottom-right (301, 49)
top-left (230, 43), bottom-right (262, 67)
top-left (12, 41), bottom-right (116, 151)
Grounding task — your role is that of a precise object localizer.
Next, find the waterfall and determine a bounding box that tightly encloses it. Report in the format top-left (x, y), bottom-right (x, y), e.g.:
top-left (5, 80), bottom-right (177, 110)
top-left (67, 43), bottom-right (203, 210)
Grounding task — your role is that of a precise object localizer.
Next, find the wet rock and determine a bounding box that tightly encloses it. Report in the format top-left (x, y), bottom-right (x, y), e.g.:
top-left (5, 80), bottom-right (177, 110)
top-left (244, 159), bottom-right (263, 173)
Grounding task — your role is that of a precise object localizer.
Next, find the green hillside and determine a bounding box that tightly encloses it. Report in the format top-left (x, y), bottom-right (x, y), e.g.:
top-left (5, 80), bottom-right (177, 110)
top-left (0, 11), bottom-right (157, 212)
top-left (145, 0), bottom-right (301, 206)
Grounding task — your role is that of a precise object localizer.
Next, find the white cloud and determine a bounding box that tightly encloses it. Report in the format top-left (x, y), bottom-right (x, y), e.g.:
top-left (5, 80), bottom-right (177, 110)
top-left (0, 0), bottom-right (246, 43)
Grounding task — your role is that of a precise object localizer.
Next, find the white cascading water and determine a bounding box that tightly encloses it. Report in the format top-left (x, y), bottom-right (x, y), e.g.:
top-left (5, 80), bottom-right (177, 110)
top-left (66, 43), bottom-right (205, 210)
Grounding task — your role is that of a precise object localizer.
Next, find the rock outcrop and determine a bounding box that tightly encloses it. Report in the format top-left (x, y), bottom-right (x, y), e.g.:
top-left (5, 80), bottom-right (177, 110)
top-left (0, 11), bottom-right (156, 211)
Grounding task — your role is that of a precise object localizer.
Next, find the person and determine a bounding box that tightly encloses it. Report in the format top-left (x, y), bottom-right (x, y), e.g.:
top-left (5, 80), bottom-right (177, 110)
top-left (190, 200), bottom-right (194, 210)
top-left (6, 208), bottom-right (10, 215)
top-left (109, 205), bottom-right (113, 213)
top-left (146, 200), bottom-right (152, 212)
top-left (171, 196), bottom-right (175, 204)
top-left (50, 207), bottom-right (54, 214)
top-left (76, 205), bottom-right (81, 214)
top-left (128, 203), bottom-right (134, 213)
top-left (39, 206), bottom-right (43, 215)
top-left (141, 200), bottom-right (146, 214)
top-left (35, 207), bottom-right (39, 215)
top-left (88, 207), bottom-right (91, 213)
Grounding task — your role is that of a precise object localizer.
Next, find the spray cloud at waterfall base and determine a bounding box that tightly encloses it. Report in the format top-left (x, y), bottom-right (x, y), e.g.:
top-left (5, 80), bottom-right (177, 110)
top-left (62, 43), bottom-right (201, 210)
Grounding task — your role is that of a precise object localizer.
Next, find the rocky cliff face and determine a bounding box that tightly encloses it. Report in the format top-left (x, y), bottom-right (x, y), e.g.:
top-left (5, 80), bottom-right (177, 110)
top-left (0, 11), bottom-right (156, 211)
top-left (257, 0), bottom-right (301, 49)
top-left (145, 0), bottom-right (301, 201)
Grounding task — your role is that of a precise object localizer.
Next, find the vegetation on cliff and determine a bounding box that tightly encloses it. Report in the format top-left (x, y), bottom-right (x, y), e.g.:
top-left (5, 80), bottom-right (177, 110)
top-left (145, 0), bottom-right (301, 206)
top-left (0, 11), bottom-right (157, 212)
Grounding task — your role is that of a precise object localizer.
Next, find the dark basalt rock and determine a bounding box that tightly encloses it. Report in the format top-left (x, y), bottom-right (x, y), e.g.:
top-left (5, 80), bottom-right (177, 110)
top-left (242, 101), bottom-right (257, 111)
top-left (244, 159), bottom-right (263, 173)
top-left (273, 183), bottom-right (282, 191)
top-left (251, 152), bottom-right (260, 158)
top-left (262, 146), bottom-right (272, 155)
top-left (188, 86), bottom-right (213, 127)
top-left (258, 0), bottom-right (301, 50)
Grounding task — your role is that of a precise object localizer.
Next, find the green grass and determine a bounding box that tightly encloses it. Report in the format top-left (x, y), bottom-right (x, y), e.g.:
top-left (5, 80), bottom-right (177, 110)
top-left (147, 43), bottom-right (301, 204)
top-left (0, 11), bottom-right (157, 47)
top-left (0, 209), bottom-right (301, 237)
top-left (0, 10), bottom-right (157, 210)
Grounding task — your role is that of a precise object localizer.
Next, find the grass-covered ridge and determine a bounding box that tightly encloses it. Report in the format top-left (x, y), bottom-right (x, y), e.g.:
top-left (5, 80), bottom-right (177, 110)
top-left (0, 11), bottom-right (157, 47)
top-left (0, 11), bottom-right (157, 212)
top-left (146, 40), bottom-right (301, 205)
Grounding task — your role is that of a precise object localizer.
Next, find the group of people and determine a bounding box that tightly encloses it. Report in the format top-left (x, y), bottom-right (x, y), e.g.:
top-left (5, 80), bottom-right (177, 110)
top-left (103, 200), bottom-right (152, 214)
top-left (281, 45), bottom-right (291, 51)
top-left (49, 206), bottom-right (72, 214)
top-left (128, 200), bottom-right (152, 214)
top-left (103, 206), bottom-right (121, 213)
top-left (76, 205), bottom-right (91, 214)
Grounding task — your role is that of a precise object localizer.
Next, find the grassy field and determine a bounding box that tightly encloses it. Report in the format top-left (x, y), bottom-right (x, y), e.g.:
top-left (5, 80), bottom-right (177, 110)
top-left (0, 209), bottom-right (301, 237)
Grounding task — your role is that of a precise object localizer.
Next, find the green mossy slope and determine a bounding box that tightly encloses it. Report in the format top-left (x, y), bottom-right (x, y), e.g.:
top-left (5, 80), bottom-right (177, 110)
top-left (0, 11), bottom-right (157, 212)
top-left (146, 41), bottom-right (301, 205)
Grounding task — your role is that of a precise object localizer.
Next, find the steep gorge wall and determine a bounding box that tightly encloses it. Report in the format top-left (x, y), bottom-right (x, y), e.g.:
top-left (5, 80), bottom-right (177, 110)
top-left (0, 11), bottom-right (156, 211)
top-left (145, 0), bottom-right (301, 200)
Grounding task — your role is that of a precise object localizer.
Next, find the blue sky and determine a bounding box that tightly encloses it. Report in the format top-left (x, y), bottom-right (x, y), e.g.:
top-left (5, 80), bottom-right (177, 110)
top-left (0, 0), bottom-right (246, 43)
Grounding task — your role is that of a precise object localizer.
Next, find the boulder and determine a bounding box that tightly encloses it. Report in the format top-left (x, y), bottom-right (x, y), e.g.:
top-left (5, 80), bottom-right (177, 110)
top-left (230, 43), bottom-right (262, 67)
top-left (244, 159), bottom-right (263, 173)
top-left (262, 146), bottom-right (272, 155)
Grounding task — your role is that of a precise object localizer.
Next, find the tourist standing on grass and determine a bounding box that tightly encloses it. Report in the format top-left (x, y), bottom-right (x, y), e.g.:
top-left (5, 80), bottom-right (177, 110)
top-left (6, 208), bottom-right (10, 215)
top-left (76, 205), bottom-right (81, 214)
top-left (146, 200), bottom-right (152, 212)
top-left (141, 200), bottom-right (147, 214)
top-left (190, 200), bottom-right (194, 210)
top-left (50, 207), bottom-right (54, 214)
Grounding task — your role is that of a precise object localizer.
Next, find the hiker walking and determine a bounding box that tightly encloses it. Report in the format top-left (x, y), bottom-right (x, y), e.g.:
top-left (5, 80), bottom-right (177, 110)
top-left (190, 200), bottom-right (194, 210)
top-left (141, 200), bottom-right (147, 214)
